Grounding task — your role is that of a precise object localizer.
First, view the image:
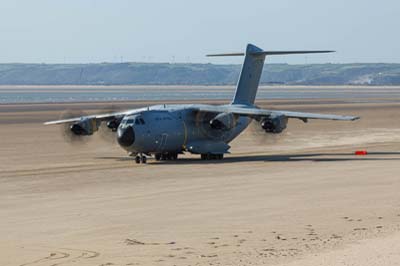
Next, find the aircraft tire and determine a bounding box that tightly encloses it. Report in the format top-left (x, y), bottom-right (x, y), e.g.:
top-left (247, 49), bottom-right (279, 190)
top-left (135, 156), bottom-right (141, 164)
top-left (141, 156), bottom-right (147, 164)
top-left (155, 153), bottom-right (161, 161)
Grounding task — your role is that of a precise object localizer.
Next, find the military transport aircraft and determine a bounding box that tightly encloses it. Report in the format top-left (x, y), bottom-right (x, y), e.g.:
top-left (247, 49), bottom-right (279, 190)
top-left (44, 44), bottom-right (359, 163)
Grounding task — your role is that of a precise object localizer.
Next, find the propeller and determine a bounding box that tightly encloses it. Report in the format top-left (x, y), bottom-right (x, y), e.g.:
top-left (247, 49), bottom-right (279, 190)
top-left (97, 104), bottom-right (124, 144)
top-left (247, 118), bottom-right (286, 145)
top-left (59, 109), bottom-right (90, 145)
top-left (194, 111), bottom-right (238, 141)
top-left (195, 111), bottom-right (221, 140)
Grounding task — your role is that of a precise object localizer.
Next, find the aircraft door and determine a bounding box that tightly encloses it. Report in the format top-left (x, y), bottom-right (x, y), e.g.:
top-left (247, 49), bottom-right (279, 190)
top-left (156, 133), bottom-right (168, 151)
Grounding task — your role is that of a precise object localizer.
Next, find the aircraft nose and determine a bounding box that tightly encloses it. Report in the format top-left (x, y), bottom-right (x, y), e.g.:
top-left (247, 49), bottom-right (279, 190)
top-left (117, 126), bottom-right (135, 147)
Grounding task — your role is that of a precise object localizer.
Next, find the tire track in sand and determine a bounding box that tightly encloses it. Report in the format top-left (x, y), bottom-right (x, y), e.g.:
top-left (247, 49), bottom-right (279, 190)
top-left (0, 161), bottom-right (131, 178)
top-left (19, 248), bottom-right (99, 266)
top-left (19, 251), bottom-right (70, 266)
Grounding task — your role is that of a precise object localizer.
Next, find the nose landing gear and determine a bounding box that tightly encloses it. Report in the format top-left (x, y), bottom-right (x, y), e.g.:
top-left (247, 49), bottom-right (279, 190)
top-left (135, 153), bottom-right (147, 164)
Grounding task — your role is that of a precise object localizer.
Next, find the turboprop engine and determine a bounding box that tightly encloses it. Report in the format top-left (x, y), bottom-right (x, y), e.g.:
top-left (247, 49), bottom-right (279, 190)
top-left (209, 113), bottom-right (237, 130)
top-left (106, 118), bottom-right (122, 132)
top-left (261, 115), bottom-right (288, 134)
top-left (70, 118), bottom-right (99, 136)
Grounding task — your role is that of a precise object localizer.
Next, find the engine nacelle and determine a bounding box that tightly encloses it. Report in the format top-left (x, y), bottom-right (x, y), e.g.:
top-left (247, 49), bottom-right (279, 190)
top-left (261, 115), bottom-right (288, 133)
top-left (70, 119), bottom-right (98, 136)
top-left (210, 113), bottom-right (237, 130)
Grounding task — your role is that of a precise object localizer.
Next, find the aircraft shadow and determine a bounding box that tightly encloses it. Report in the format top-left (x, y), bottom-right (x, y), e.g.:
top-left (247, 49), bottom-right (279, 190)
top-left (96, 151), bottom-right (400, 165)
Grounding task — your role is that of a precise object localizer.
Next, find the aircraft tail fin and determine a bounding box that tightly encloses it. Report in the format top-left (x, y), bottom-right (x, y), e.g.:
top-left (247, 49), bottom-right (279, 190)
top-left (207, 44), bottom-right (334, 105)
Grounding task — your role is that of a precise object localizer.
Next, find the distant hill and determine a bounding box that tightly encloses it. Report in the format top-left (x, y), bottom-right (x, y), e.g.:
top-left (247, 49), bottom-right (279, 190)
top-left (0, 63), bottom-right (399, 85)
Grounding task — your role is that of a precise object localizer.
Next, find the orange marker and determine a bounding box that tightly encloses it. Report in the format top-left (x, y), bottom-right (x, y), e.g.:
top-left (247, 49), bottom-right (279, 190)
top-left (355, 150), bottom-right (368, 155)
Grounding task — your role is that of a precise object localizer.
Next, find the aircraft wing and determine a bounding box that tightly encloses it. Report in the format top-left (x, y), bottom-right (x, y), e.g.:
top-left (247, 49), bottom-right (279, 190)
top-left (194, 105), bottom-right (360, 121)
top-left (43, 109), bottom-right (144, 125)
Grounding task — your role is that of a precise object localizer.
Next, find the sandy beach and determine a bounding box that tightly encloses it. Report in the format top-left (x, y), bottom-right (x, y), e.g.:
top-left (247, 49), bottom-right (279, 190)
top-left (1, 96), bottom-right (400, 266)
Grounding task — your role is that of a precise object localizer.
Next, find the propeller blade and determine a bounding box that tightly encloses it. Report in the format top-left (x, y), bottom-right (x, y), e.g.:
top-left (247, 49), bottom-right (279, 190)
top-left (247, 119), bottom-right (285, 145)
top-left (59, 109), bottom-right (89, 145)
top-left (97, 104), bottom-right (123, 144)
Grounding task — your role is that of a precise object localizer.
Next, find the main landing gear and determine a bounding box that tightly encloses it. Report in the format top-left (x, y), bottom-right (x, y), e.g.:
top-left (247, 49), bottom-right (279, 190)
top-left (200, 153), bottom-right (224, 160)
top-left (133, 152), bottom-right (223, 163)
top-left (154, 152), bottom-right (178, 161)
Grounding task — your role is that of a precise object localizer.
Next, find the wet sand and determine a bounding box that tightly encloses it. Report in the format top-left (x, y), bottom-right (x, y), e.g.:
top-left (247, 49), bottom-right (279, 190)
top-left (2, 85), bottom-right (400, 103)
top-left (1, 98), bottom-right (400, 266)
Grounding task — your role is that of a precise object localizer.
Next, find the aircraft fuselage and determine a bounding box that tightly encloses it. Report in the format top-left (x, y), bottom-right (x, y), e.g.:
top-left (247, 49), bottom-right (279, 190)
top-left (116, 104), bottom-right (251, 155)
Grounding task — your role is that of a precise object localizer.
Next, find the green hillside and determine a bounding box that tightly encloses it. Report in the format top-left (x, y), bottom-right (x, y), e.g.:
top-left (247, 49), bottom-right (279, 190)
top-left (0, 63), bottom-right (399, 85)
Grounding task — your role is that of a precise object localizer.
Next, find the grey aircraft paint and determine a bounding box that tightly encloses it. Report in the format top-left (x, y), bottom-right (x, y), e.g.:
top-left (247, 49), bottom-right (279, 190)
top-left (45, 44), bottom-right (359, 163)
top-left (232, 44), bottom-right (265, 105)
top-left (116, 104), bottom-right (251, 155)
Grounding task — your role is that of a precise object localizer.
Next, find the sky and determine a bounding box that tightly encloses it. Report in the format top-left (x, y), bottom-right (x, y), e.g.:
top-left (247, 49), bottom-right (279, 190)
top-left (0, 0), bottom-right (399, 64)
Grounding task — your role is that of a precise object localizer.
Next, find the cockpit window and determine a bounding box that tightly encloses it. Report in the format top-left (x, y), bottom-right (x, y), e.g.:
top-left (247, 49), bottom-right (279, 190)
top-left (122, 116), bottom-right (144, 126)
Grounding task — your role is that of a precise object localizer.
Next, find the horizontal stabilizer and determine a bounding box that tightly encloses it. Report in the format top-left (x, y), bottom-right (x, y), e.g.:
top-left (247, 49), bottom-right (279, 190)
top-left (207, 50), bottom-right (334, 57)
top-left (207, 52), bottom-right (245, 57)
